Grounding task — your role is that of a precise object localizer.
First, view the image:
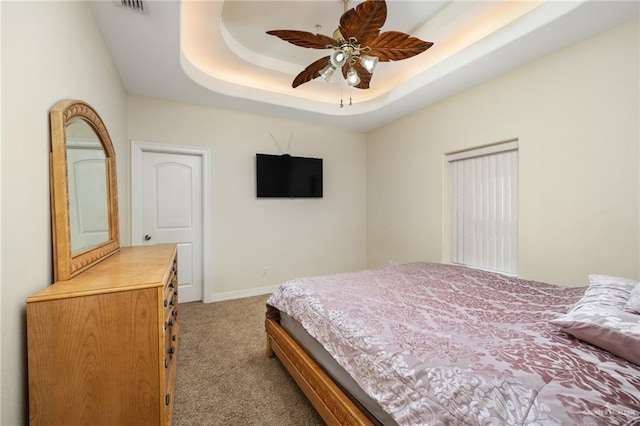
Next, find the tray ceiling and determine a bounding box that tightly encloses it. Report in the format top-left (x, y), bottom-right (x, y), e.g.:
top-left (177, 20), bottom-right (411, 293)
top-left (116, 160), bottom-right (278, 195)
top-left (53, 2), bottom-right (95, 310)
top-left (90, 1), bottom-right (638, 132)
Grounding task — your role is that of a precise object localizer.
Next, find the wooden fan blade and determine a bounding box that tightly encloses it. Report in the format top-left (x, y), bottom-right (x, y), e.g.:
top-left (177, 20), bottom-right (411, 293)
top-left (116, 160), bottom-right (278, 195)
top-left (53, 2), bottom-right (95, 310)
top-left (339, 0), bottom-right (386, 47)
top-left (353, 62), bottom-right (372, 89)
top-left (266, 30), bottom-right (337, 49)
top-left (341, 62), bottom-right (372, 90)
top-left (368, 31), bottom-right (434, 62)
top-left (292, 56), bottom-right (331, 88)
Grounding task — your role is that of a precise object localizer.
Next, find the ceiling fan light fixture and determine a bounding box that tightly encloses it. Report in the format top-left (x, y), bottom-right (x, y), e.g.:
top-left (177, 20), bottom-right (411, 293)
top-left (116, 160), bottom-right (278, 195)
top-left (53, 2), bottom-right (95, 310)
top-left (266, 0), bottom-right (433, 90)
top-left (330, 50), bottom-right (348, 68)
top-left (359, 55), bottom-right (378, 74)
top-left (319, 64), bottom-right (335, 82)
top-left (346, 66), bottom-right (361, 86)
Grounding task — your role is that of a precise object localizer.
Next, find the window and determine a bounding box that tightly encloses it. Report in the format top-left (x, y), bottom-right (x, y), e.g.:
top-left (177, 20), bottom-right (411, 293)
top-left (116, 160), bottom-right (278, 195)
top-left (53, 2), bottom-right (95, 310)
top-left (447, 140), bottom-right (518, 275)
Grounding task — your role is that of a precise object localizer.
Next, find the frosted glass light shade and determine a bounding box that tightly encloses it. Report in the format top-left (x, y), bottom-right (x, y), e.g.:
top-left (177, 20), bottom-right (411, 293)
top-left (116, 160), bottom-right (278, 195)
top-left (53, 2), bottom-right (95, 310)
top-left (330, 50), bottom-right (347, 68)
top-left (359, 55), bottom-right (378, 73)
top-left (319, 64), bottom-right (335, 82)
top-left (346, 67), bottom-right (361, 86)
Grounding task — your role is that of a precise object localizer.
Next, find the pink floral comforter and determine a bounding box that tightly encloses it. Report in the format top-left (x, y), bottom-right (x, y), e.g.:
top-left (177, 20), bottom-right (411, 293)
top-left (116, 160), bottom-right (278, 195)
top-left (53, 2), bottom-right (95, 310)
top-left (267, 263), bottom-right (640, 425)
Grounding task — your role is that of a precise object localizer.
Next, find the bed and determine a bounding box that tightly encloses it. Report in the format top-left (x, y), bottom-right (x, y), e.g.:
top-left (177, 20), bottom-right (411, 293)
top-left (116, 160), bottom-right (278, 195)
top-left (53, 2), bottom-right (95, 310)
top-left (265, 262), bottom-right (640, 425)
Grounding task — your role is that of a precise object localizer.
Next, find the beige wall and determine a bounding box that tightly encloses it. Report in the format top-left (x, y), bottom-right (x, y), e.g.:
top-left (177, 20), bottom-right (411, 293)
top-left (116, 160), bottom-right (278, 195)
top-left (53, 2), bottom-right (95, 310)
top-left (367, 17), bottom-right (640, 287)
top-left (0, 3), bottom-right (4, 421)
top-left (127, 96), bottom-right (367, 299)
top-left (0, 2), bottom-right (127, 423)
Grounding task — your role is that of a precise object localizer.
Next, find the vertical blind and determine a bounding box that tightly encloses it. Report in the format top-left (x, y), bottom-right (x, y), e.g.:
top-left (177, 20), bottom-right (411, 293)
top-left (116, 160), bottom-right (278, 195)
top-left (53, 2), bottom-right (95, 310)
top-left (448, 141), bottom-right (518, 275)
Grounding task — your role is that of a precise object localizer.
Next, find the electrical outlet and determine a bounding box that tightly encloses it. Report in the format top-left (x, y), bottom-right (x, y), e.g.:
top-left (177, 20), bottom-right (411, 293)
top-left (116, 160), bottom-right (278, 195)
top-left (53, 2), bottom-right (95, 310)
top-left (262, 267), bottom-right (268, 277)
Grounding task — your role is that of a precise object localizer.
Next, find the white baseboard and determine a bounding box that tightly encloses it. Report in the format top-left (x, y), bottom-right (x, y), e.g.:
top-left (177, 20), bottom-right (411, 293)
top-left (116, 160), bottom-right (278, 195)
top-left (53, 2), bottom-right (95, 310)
top-left (205, 285), bottom-right (280, 303)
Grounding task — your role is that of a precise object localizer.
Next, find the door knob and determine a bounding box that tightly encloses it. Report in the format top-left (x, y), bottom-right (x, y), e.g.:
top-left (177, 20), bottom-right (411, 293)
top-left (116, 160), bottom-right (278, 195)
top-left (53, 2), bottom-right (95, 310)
top-left (144, 234), bottom-right (152, 241)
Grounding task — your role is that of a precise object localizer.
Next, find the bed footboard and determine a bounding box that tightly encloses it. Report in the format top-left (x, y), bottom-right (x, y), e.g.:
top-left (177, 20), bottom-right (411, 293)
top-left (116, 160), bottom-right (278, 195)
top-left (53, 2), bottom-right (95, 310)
top-left (265, 317), bottom-right (373, 426)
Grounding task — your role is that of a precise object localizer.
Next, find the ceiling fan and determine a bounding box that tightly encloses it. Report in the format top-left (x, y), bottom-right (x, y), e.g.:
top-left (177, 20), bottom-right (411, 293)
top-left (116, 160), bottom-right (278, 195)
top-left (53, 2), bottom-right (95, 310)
top-left (267, 0), bottom-right (433, 90)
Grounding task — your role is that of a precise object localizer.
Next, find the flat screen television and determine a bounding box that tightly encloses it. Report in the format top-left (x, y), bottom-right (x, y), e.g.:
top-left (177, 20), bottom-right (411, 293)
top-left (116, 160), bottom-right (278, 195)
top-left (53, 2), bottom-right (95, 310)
top-left (256, 153), bottom-right (323, 198)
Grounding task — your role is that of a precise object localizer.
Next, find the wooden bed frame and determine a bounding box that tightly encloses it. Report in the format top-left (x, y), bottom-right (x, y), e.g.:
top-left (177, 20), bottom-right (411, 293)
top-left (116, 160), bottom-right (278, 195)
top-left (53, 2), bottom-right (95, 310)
top-left (265, 317), bottom-right (374, 426)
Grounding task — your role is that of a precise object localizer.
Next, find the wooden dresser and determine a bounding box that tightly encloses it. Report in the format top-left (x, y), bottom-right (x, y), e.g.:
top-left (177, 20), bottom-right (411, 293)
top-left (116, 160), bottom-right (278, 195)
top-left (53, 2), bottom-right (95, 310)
top-left (27, 244), bottom-right (179, 426)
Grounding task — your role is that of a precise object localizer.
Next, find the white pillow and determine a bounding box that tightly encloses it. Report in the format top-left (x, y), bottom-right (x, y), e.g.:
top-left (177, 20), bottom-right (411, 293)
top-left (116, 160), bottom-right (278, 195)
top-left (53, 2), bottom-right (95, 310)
top-left (573, 274), bottom-right (637, 310)
top-left (624, 283), bottom-right (640, 315)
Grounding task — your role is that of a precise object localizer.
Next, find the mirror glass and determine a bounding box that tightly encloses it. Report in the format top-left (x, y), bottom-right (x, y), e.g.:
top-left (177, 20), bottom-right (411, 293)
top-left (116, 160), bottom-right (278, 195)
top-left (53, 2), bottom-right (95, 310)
top-left (50, 99), bottom-right (120, 281)
top-left (65, 118), bottom-right (109, 254)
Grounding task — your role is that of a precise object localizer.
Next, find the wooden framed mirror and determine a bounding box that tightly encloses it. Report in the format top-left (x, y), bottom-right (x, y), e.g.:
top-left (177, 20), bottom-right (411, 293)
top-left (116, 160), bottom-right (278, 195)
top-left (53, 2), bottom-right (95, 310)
top-left (50, 99), bottom-right (120, 281)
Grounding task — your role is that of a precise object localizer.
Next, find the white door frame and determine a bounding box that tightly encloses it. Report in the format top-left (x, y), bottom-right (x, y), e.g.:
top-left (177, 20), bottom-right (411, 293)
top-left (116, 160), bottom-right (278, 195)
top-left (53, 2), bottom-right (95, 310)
top-left (131, 140), bottom-right (213, 303)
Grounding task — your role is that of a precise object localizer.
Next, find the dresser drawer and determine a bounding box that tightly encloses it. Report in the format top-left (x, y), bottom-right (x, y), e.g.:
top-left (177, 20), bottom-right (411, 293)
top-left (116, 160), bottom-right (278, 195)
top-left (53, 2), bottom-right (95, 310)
top-left (162, 252), bottom-right (179, 425)
top-left (163, 317), bottom-right (178, 424)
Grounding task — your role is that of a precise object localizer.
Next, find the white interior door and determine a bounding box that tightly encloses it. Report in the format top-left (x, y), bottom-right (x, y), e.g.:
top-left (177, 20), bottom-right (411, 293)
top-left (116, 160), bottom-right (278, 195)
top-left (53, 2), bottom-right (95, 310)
top-left (141, 151), bottom-right (203, 302)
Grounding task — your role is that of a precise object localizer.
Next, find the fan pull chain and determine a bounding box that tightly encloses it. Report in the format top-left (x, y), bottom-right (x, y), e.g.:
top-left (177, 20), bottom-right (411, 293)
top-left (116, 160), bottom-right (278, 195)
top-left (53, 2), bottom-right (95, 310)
top-left (339, 88), bottom-right (354, 108)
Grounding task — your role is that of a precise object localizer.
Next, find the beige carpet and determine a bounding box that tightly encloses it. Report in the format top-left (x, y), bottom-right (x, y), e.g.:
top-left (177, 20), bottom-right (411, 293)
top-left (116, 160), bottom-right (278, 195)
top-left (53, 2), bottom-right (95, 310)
top-left (173, 294), bottom-right (324, 425)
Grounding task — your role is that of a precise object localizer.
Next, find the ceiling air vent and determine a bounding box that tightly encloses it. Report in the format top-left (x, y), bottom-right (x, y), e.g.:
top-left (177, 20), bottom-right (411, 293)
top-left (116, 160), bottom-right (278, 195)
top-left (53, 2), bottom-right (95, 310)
top-left (119, 0), bottom-right (145, 13)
